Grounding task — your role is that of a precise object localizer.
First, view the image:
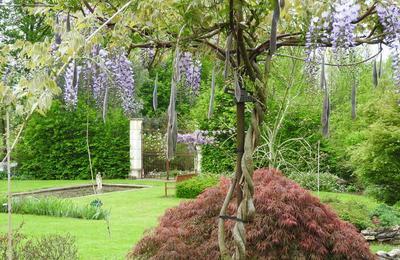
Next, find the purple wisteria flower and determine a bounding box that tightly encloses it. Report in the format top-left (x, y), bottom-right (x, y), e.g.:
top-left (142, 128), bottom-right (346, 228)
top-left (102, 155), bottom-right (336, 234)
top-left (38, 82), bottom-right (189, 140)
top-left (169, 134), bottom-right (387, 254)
top-left (63, 61), bottom-right (81, 108)
top-left (330, 1), bottom-right (360, 53)
top-left (178, 52), bottom-right (202, 95)
top-left (376, 4), bottom-right (400, 86)
top-left (177, 130), bottom-right (215, 145)
top-left (108, 51), bottom-right (138, 116)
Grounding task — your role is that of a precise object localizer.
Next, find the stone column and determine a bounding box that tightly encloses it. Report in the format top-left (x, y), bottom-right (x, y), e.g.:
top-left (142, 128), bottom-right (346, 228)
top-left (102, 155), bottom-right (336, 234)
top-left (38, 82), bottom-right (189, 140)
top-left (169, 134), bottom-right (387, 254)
top-left (195, 145), bottom-right (202, 174)
top-left (129, 118), bottom-right (143, 179)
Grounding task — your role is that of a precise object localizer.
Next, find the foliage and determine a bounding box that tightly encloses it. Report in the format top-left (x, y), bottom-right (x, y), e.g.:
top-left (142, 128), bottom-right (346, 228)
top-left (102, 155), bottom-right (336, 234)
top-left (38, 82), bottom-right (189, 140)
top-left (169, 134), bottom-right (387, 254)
top-left (287, 171), bottom-right (347, 192)
top-left (191, 75), bottom-right (237, 174)
top-left (15, 100), bottom-right (129, 179)
top-left (130, 168), bottom-right (373, 259)
top-left (370, 204), bottom-right (400, 227)
top-left (0, 196), bottom-right (109, 220)
top-left (0, 179), bottom-right (183, 259)
top-left (350, 94), bottom-right (400, 205)
top-left (0, 229), bottom-right (78, 260)
top-left (176, 174), bottom-right (219, 198)
top-left (319, 196), bottom-right (373, 230)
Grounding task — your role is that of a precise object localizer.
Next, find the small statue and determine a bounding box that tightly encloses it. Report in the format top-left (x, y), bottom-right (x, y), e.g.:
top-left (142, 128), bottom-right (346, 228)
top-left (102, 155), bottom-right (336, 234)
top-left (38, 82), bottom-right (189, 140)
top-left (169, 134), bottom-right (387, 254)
top-left (96, 172), bottom-right (103, 192)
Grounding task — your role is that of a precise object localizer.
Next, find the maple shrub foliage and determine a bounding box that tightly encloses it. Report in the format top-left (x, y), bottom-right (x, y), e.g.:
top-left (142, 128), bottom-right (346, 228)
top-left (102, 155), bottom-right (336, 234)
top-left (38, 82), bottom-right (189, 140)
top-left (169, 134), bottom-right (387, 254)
top-left (129, 168), bottom-right (373, 259)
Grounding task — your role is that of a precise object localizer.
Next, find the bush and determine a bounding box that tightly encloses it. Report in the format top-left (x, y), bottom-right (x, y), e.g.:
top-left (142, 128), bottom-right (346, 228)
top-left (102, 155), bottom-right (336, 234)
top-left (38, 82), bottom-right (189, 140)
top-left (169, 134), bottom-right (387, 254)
top-left (176, 174), bottom-right (219, 198)
top-left (129, 168), bottom-right (374, 259)
top-left (319, 197), bottom-right (372, 230)
top-left (350, 95), bottom-right (400, 205)
top-left (15, 100), bottom-right (130, 179)
top-left (287, 171), bottom-right (347, 192)
top-left (370, 204), bottom-right (400, 227)
top-left (0, 229), bottom-right (78, 260)
top-left (0, 196), bottom-right (109, 220)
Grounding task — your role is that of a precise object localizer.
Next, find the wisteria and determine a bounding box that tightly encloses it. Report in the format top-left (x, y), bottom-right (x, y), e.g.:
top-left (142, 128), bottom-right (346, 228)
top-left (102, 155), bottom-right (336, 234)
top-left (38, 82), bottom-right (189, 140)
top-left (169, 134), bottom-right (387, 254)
top-left (177, 131), bottom-right (215, 145)
top-left (305, 0), bottom-right (360, 77)
top-left (90, 45), bottom-right (108, 105)
top-left (62, 46), bottom-right (141, 116)
top-left (330, 1), bottom-right (360, 53)
top-left (108, 51), bottom-right (138, 116)
top-left (63, 61), bottom-right (80, 108)
top-left (376, 4), bottom-right (400, 87)
top-left (140, 48), bottom-right (155, 67)
top-left (177, 129), bottom-right (235, 145)
top-left (178, 52), bottom-right (202, 95)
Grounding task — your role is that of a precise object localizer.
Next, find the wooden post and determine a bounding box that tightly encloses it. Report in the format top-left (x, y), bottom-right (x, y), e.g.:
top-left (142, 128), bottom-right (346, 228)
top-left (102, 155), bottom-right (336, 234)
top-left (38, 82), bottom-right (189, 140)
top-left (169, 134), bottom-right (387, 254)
top-left (166, 160), bottom-right (170, 180)
top-left (6, 111), bottom-right (12, 260)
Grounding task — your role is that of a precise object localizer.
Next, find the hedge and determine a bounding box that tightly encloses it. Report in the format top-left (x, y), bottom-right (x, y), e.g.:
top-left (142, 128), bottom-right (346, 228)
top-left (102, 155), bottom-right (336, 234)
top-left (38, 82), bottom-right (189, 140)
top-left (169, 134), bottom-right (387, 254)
top-left (14, 100), bottom-right (130, 179)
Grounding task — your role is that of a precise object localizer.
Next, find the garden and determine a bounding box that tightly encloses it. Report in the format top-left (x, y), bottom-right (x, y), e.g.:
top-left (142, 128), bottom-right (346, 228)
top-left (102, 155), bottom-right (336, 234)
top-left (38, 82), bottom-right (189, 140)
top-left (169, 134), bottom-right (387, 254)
top-left (0, 0), bottom-right (400, 259)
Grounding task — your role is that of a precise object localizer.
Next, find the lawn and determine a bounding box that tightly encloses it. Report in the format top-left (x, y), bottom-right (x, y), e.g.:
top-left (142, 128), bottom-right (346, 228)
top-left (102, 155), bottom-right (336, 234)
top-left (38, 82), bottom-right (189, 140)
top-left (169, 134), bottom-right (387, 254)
top-left (0, 180), bottom-right (398, 259)
top-left (0, 179), bottom-right (183, 259)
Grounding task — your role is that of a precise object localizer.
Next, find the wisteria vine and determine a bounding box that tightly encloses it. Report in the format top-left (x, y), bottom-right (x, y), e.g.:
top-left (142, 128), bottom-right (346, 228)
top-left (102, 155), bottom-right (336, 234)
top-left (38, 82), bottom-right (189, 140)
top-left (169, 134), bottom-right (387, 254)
top-left (62, 46), bottom-right (141, 117)
top-left (177, 129), bottom-right (235, 145)
top-left (178, 52), bottom-right (202, 95)
top-left (376, 3), bottom-right (400, 87)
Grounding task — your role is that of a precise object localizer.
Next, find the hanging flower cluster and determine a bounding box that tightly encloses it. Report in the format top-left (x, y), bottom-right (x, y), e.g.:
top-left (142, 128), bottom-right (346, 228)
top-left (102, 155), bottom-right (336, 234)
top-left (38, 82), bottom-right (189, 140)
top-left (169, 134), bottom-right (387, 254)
top-left (330, 1), bottom-right (360, 52)
top-left (63, 61), bottom-right (81, 108)
top-left (140, 48), bottom-right (155, 68)
top-left (91, 46), bottom-right (108, 105)
top-left (62, 46), bottom-right (141, 117)
top-left (305, 0), bottom-right (360, 71)
top-left (107, 51), bottom-right (139, 116)
top-left (177, 128), bottom-right (235, 145)
top-left (178, 52), bottom-right (202, 95)
top-left (177, 130), bottom-right (215, 145)
top-left (376, 4), bottom-right (400, 86)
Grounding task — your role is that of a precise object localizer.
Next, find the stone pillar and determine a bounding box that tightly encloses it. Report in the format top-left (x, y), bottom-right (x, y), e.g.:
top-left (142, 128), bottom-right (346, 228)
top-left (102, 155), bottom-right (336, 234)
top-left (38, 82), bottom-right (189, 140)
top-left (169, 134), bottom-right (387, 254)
top-left (195, 145), bottom-right (202, 174)
top-left (129, 118), bottom-right (143, 179)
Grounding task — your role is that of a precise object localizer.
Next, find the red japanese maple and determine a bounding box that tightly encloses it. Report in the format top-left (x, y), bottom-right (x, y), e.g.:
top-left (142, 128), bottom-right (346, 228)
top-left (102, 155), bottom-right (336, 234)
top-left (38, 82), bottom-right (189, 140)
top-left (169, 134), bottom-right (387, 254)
top-left (129, 168), bottom-right (374, 259)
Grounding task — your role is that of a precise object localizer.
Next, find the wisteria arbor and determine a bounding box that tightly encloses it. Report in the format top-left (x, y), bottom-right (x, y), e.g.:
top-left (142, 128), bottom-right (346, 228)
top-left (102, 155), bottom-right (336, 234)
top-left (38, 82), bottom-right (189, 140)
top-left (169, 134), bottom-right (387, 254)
top-left (1, 0), bottom-right (399, 259)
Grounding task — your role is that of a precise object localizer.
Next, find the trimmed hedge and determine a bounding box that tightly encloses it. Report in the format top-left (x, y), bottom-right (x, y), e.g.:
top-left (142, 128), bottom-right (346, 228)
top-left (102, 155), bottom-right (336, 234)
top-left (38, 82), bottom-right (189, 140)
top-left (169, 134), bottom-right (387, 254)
top-left (15, 100), bottom-right (130, 179)
top-left (176, 174), bottom-right (219, 198)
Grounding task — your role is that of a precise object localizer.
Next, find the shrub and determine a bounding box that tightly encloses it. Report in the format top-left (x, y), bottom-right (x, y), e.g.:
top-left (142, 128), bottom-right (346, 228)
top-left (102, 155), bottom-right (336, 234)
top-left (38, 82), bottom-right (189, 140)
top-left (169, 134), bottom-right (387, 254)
top-left (319, 197), bottom-right (372, 230)
top-left (287, 171), bottom-right (347, 192)
top-left (129, 168), bottom-right (374, 259)
top-left (0, 229), bottom-right (78, 260)
top-left (0, 196), bottom-right (109, 220)
top-left (350, 95), bottom-right (400, 205)
top-left (370, 204), bottom-right (400, 227)
top-left (176, 174), bottom-right (219, 198)
top-left (15, 100), bottom-right (130, 179)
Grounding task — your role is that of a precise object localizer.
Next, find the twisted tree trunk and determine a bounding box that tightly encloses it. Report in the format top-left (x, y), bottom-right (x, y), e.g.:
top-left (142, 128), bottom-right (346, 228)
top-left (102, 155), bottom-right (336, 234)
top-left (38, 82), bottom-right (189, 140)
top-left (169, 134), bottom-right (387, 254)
top-left (218, 0), bottom-right (279, 258)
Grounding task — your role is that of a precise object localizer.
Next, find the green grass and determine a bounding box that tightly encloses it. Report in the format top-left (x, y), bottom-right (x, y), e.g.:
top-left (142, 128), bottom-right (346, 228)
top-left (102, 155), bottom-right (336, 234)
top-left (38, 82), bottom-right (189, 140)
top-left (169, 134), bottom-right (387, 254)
top-left (0, 181), bottom-right (398, 259)
top-left (0, 179), bottom-right (182, 260)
